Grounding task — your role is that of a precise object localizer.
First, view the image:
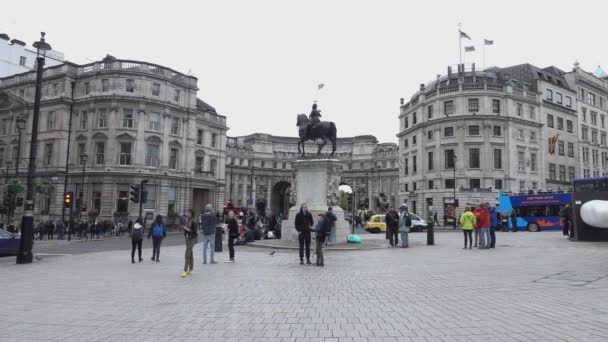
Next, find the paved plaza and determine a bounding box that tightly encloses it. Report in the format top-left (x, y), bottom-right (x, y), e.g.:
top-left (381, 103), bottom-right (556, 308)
top-left (1, 231), bottom-right (608, 342)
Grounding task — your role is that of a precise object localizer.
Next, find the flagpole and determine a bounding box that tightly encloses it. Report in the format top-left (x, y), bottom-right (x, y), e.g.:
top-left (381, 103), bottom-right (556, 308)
top-left (458, 23), bottom-right (462, 65)
top-left (483, 43), bottom-right (485, 70)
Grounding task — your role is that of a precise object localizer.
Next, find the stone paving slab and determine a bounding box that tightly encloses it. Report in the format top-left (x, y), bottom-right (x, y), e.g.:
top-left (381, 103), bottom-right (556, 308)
top-left (1, 232), bottom-right (608, 341)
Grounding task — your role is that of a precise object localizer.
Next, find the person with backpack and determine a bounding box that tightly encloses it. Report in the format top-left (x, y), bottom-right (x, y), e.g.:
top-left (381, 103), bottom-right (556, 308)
top-left (200, 204), bottom-right (218, 264)
top-left (295, 203), bottom-right (314, 265)
top-left (182, 209), bottom-right (198, 277)
top-left (130, 217), bottom-right (145, 264)
top-left (315, 213), bottom-right (330, 267)
top-left (148, 215), bottom-right (166, 262)
top-left (385, 206), bottom-right (400, 247)
top-left (459, 207), bottom-right (476, 249)
top-left (325, 207), bottom-right (337, 246)
top-left (398, 205), bottom-right (412, 248)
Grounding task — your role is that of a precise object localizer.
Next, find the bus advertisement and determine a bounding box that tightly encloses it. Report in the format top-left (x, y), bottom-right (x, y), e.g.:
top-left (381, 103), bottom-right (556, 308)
top-left (497, 192), bottom-right (571, 231)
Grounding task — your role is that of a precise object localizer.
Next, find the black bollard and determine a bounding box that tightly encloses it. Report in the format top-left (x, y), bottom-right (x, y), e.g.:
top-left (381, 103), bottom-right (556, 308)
top-left (215, 225), bottom-right (223, 252)
top-left (427, 221), bottom-right (434, 245)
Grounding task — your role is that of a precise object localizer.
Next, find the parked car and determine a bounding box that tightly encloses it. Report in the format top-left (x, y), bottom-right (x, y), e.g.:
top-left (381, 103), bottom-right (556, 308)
top-left (365, 214), bottom-right (386, 233)
top-left (409, 213), bottom-right (428, 232)
top-left (0, 228), bottom-right (20, 255)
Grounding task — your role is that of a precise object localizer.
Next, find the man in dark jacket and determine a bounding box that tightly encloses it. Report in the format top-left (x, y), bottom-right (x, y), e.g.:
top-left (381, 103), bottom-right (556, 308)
top-left (325, 207), bottom-right (337, 246)
top-left (200, 204), bottom-right (218, 264)
top-left (295, 203), bottom-right (314, 265)
top-left (385, 207), bottom-right (400, 247)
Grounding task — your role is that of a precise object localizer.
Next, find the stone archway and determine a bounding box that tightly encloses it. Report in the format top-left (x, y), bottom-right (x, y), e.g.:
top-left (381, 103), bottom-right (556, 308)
top-left (270, 181), bottom-right (292, 217)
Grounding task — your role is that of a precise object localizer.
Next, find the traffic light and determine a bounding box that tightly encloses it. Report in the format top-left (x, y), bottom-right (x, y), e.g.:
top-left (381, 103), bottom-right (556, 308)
top-left (16, 197), bottom-right (23, 207)
top-left (130, 184), bottom-right (140, 203)
top-left (64, 192), bottom-right (73, 208)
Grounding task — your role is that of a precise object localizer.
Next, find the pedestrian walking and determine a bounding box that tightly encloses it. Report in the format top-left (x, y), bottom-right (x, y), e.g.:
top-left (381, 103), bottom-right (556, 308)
top-left (385, 206), bottom-right (400, 247)
top-left (510, 210), bottom-right (518, 232)
top-left (225, 210), bottom-right (239, 262)
top-left (148, 215), bottom-right (165, 262)
top-left (315, 213), bottom-right (330, 267)
top-left (398, 205), bottom-right (411, 248)
top-left (459, 207), bottom-right (476, 249)
top-left (560, 204), bottom-right (573, 238)
top-left (130, 217), bottom-right (144, 264)
top-left (55, 220), bottom-right (65, 240)
top-left (182, 209), bottom-right (198, 277)
top-left (433, 211), bottom-right (439, 226)
top-left (200, 204), bottom-right (217, 264)
top-left (47, 220), bottom-right (55, 240)
top-left (489, 203), bottom-right (498, 248)
top-left (325, 207), bottom-right (337, 246)
top-left (477, 203), bottom-right (491, 249)
top-left (295, 203), bottom-right (314, 265)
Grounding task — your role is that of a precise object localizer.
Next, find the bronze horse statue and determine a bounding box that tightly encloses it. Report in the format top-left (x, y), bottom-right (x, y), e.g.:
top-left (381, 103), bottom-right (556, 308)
top-left (296, 114), bottom-right (337, 156)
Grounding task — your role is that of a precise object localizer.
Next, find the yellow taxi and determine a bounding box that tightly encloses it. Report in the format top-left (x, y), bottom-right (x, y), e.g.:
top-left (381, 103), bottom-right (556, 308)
top-left (366, 214), bottom-right (386, 233)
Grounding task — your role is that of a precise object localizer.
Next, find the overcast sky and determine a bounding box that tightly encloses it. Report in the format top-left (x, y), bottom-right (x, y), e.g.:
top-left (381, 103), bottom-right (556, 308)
top-left (3, 0), bottom-right (607, 143)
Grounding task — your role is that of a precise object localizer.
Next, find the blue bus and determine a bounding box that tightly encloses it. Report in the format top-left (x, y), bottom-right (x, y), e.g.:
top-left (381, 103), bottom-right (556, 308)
top-left (498, 192), bottom-right (571, 232)
top-left (572, 177), bottom-right (608, 192)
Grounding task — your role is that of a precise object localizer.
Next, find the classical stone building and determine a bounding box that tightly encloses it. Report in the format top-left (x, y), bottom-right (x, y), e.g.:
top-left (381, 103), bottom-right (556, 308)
top-left (398, 63), bottom-right (581, 222)
top-left (0, 56), bottom-right (227, 224)
top-left (225, 133), bottom-right (399, 217)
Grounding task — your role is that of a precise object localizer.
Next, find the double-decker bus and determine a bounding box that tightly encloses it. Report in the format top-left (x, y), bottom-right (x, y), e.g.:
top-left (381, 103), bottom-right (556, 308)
top-left (497, 191), bottom-right (571, 232)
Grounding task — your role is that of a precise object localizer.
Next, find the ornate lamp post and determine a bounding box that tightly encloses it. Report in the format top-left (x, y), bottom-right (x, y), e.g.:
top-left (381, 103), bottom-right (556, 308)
top-left (15, 116), bottom-right (26, 178)
top-left (79, 154), bottom-right (88, 220)
top-left (452, 154), bottom-right (457, 230)
top-left (17, 32), bottom-right (51, 264)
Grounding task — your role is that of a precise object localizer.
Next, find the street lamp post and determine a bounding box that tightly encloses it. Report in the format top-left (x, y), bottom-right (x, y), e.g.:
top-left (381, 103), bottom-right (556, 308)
top-left (229, 162), bottom-right (234, 203)
top-left (4, 161), bottom-right (11, 184)
top-left (17, 32), bottom-right (51, 264)
top-left (79, 154), bottom-right (88, 220)
top-left (61, 82), bottom-right (76, 225)
top-left (452, 154), bottom-right (457, 230)
top-left (15, 116), bottom-right (26, 178)
top-left (249, 165), bottom-right (254, 208)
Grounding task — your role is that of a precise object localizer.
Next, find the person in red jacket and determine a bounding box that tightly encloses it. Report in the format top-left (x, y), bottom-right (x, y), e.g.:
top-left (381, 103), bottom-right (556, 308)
top-left (477, 203), bottom-right (491, 249)
top-left (473, 205), bottom-right (482, 247)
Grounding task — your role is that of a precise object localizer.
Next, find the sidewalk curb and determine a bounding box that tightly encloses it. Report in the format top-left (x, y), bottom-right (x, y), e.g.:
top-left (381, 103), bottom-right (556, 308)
top-left (246, 241), bottom-right (385, 251)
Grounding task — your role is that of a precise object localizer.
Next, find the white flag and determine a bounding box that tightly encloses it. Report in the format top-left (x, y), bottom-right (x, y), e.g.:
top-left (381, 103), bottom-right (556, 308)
top-left (464, 46), bottom-right (475, 52)
top-left (484, 39), bottom-right (494, 45)
top-left (318, 83), bottom-right (325, 90)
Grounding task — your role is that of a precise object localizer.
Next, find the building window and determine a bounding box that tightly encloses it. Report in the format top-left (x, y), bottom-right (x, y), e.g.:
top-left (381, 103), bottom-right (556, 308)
top-left (601, 133), bottom-right (607, 146)
top-left (169, 148), bottom-right (178, 169)
top-left (168, 186), bottom-right (177, 215)
top-left (165, 117), bottom-right (177, 135)
top-left (92, 189), bottom-right (102, 212)
top-left (152, 83), bottom-right (160, 96)
top-left (0, 119), bottom-right (6, 135)
top-left (549, 163), bottom-right (556, 180)
top-left (47, 111), bottom-right (56, 130)
top-left (102, 79), bottom-right (109, 92)
top-left (412, 112), bottom-right (417, 125)
top-left (412, 155), bottom-right (417, 173)
top-left (493, 149), bottom-right (502, 169)
top-left (582, 107), bottom-right (587, 122)
top-left (557, 117), bottom-right (563, 130)
top-left (468, 98), bottom-right (479, 112)
top-left (582, 127), bottom-right (589, 140)
top-left (565, 96), bottom-right (572, 107)
top-left (566, 120), bottom-right (573, 133)
top-left (517, 128), bottom-right (524, 139)
top-left (126, 79), bottom-right (135, 92)
top-left (403, 158), bottom-right (408, 175)
top-left (445, 149), bottom-right (455, 169)
top-left (592, 130), bottom-right (598, 144)
top-left (148, 112), bottom-right (160, 131)
top-left (547, 114), bottom-right (554, 128)
top-left (146, 144), bottom-right (160, 167)
top-left (559, 165), bottom-right (566, 182)
top-left (143, 185), bottom-right (156, 209)
top-left (97, 109), bottom-right (108, 128)
top-left (528, 106), bottom-right (535, 120)
top-left (210, 159), bottom-right (217, 174)
top-left (404, 117), bottom-right (409, 129)
top-left (445, 179), bottom-right (455, 189)
top-left (52, 83), bottom-right (58, 96)
top-left (492, 99), bottom-right (501, 114)
top-left (195, 156), bottom-right (204, 171)
top-left (122, 109), bottom-right (134, 128)
top-left (95, 142), bottom-right (105, 165)
top-left (591, 112), bottom-right (598, 125)
top-left (516, 103), bottom-right (523, 116)
top-left (174, 89), bottom-right (181, 102)
top-left (545, 89), bottom-right (553, 101)
top-left (197, 129), bottom-right (204, 145)
top-left (211, 133), bottom-right (217, 148)
top-left (0, 148), bottom-right (4, 167)
top-left (427, 105), bottom-right (433, 119)
top-left (567, 143), bottom-right (574, 157)
top-left (469, 148), bottom-right (480, 168)
top-left (77, 143), bottom-right (85, 165)
top-left (519, 181), bottom-right (526, 190)
top-left (530, 131), bottom-right (536, 141)
top-left (494, 179), bottom-right (503, 190)
top-left (583, 147), bottom-right (589, 164)
top-left (601, 115), bottom-right (606, 128)
top-left (589, 92), bottom-right (596, 106)
top-left (19, 56), bottom-right (26, 66)
top-left (119, 142), bottom-right (132, 165)
top-left (427, 130), bottom-right (433, 140)
top-left (44, 143), bottom-right (53, 166)
top-left (116, 188), bottom-right (129, 213)
top-left (19, 89), bottom-right (24, 98)
top-left (568, 167), bottom-right (575, 181)
top-left (468, 125), bottom-right (480, 136)
top-left (412, 136), bottom-right (417, 145)
top-left (493, 126), bottom-right (502, 136)
top-left (556, 92), bottom-right (562, 104)
top-left (558, 140), bottom-right (564, 156)
top-left (530, 153), bottom-right (537, 172)
top-left (84, 82), bottom-right (90, 95)
top-left (518, 151), bottom-right (525, 171)
top-left (444, 100), bottom-right (454, 115)
top-left (428, 151), bottom-right (434, 170)
top-left (444, 126), bottom-right (454, 137)
top-left (428, 180), bottom-right (434, 190)
top-left (404, 139), bottom-right (408, 148)
top-left (469, 179), bottom-right (481, 189)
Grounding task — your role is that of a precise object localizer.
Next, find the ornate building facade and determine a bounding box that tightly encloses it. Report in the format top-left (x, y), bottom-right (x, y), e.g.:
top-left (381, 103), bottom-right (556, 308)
top-left (225, 134), bottom-right (399, 217)
top-left (0, 56), bottom-right (227, 223)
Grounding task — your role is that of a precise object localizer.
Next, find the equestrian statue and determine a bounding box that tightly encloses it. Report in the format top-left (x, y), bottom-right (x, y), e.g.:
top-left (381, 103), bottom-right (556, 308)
top-left (296, 103), bottom-right (337, 156)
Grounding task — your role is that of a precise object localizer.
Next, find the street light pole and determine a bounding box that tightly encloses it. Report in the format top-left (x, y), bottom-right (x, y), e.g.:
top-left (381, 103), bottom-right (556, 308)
top-left (61, 82), bottom-right (75, 225)
top-left (79, 154), bottom-right (88, 220)
top-left (4, 162), bottom-right (10, 184)
top-left (15, 116), bottom-right (25, 178)
top-left (17, 32), bottom-right (51, 264)
top-left (229, 162), bottom-right (234, 203)
top-left (453, 154), bottom-right (457, 230)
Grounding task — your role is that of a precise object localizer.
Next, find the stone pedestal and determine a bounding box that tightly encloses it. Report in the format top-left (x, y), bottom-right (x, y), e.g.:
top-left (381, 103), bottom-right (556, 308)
top-left (282, 159), bottom-right (350, 242)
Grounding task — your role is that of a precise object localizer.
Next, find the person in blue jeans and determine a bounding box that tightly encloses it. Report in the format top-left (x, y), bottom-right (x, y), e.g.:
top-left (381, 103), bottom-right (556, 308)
top-left (200, 204), bottom-right (217, 264)
top-left (398, 205), bottom-right (411, 247)
top-left (325, 207), bottom-right (337, 246)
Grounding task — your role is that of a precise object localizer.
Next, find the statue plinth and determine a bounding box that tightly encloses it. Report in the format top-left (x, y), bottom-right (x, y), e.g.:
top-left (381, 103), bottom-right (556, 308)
top-left (282, 159), bottom-right (350, 242)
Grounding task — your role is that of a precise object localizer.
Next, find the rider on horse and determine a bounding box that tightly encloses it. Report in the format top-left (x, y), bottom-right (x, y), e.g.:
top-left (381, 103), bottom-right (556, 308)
top-left (308, 103), bottom-right (322, 137)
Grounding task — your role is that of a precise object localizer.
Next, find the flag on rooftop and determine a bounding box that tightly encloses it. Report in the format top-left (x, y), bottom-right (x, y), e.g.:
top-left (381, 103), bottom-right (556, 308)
top-left (484, 39), bottom-right (494, 45)
top-left (460, 30), bottom-right (471, 40)
top-left (464, 46), bottom-right (476, 52)
top-left (318, 83), bottom-right (325, 90)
